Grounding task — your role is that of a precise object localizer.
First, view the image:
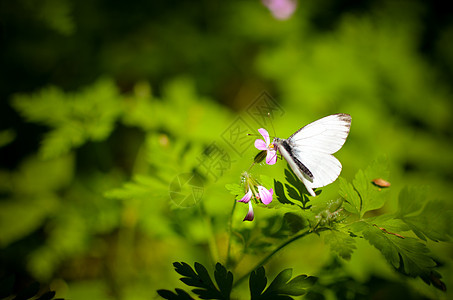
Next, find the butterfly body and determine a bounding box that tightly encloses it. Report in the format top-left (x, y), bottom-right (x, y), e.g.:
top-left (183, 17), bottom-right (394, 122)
top-left (272, 113), bottom-right (351, 197)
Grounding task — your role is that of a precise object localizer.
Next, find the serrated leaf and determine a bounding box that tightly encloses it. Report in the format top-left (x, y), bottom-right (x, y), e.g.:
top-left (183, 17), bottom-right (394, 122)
top-left (173, 262), bottom-right (230, 300)
top-left (324, 230), bottom-right (356, 260)
top-left (339, 159), bottom-right (389, 217)
top-left (274, 180), bottom-right (294, 205)
top-left (338, 177), bottom-right (361, 216)
top-left (250, 267), bottom-right (267, 299)
top-left (359, 222), bottom-right (438, 281)
top-left (225, 183), bottom-right (244, 198)
top-left (396, 186), bottom-right (427, 217)
top-left (157, 288), bottom-right (194, 300)
top-left (13, 281), bottom-right (40, 300)
top-left (353, 169), bottom-right (388, 215)
top-left (273, 166), bottom-right (313, 208)
top-left (284, 167), bottom-right (311, 199)
top-left (396, 187), bottom-right (453, 242)
top-left (265, 269), bottom-right (293, 294)
top-left (214, 263), bottom-right (233, 299)
top-left (12, 78), bottom-right (122, 159)
top-left (250, 267), bottom-right (316, 299)
top-left (285, 184), bottom-right (302, 201)
top-left (36, 291), bottom-right (56, 300)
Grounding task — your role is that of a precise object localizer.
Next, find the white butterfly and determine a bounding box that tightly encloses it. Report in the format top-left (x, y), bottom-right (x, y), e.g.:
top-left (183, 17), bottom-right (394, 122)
top-left (272, 113), bottom-right (351, 197)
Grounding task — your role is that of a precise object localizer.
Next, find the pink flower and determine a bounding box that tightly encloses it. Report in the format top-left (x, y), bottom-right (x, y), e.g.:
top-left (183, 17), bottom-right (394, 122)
top-left (255, 128), bottom-right (277, 165)
top-left (238, 189), bottom-right (252, 203)
top-left (243, 201), bottom-right (255, 221)
top-left (258, 185), bottom-right (274, 205)
top-left (237, 182), bottom-right (274, 222)
top-left (262, 0), bottom-right (297, 20)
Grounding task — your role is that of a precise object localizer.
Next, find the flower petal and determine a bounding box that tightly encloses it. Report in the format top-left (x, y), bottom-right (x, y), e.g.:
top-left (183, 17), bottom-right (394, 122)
top-left (258, 128), bottom-right (270, 145)
top-left (243, 201), bottom-right (254, 221)
top-left (266, 149), bottom-right (277, 165)
top-left (254, 139), bottom-right (268, 151)
top-left (238, 189), bottom-right (252, 203)
top-left (258, 185), bottom-right (273, 205)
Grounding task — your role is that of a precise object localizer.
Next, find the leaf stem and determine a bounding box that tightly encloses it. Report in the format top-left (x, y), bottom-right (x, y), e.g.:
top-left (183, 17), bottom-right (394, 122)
top-left (233, 228), bottom-right (327, 287)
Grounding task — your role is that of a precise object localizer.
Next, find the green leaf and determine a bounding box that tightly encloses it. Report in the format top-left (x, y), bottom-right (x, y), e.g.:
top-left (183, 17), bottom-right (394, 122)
top-left (36, 291), bottom-right (57, 300)
top-left (339, 159), bottom-right (390, 217)
top-left (173, 262), bottom-right (232, 300)
top-left (324, 230), bottom-right (357, 260)
top-left (249, 267), bottom-right (267, 299)
top-left (272, 167), bottom-right (315, 209)
top-left (338, 177), bottom-right (361, 216)
top-left (396, 187), bottom-right (453, 242)
top-left (225, 183), bottom-right (244, 200)
top-left (254, 150), bottom-right (267, 164)
top-left (157, 288), bottom-right (194, 300)
top-left (396, 186), bottom-right (427, 217)
top-left (13, 281), bottom-right (40, 300)
top-left (0, 194), bottom-right (59, 247)
top-left (284, 167), bottom-right (312, 206)
top-left (359, 222), bottom-right (438, 281)
top-left (214, 263), bottom-right (233, 299)
top-left (273, 180), bottom-right (294, 205)
top-left (0, 129), bottom-right (16, 148)
top-left (353, 169), bottom-right (388, 215)
top-left (249, 267), bottom-right (317, 299)
top-left (12, 78), bottom-right (122, 159)
top-left (104, 174), bottom-right (167, 200)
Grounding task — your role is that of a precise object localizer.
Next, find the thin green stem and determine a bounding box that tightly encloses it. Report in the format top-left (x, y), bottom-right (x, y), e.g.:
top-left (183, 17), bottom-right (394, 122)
top-left (233, 228), bottom-right (328, 288)
top-left (226, 161), bottom-right (257, 268)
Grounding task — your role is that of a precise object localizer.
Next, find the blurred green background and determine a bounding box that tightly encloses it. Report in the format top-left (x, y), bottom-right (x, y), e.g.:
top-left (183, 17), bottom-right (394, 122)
top-left (1, 0), bottom-right (452, 299)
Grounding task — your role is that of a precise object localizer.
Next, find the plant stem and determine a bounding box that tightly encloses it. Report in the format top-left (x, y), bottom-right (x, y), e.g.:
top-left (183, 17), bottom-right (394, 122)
top-left (233, 228), bottom-right (327, 287)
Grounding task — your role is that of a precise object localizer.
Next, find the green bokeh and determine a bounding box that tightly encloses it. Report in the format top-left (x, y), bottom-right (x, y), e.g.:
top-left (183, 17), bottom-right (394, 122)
top-left (1, 1), bottom-right (452, 299)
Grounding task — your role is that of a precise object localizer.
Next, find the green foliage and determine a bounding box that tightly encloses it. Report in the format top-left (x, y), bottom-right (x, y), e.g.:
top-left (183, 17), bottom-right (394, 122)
top-left (396, 187), bottom-right (453, 242)
top-left (158, 262), bottom-right (233, 300)
top-left (157, 263), bottom-right (316, 300)
top-left (273, 167), bottom-right (321, 209)
top-left (338, 163), bottom-right (449, 290)
top-left (0, 129), bottom-right (16, 148)
top-left (0, 276), bottom-right (60, 300)
top-left (21, 0), bottom-right (75, 35)
top-left (2, 1), bottom-right (453, 299)
top-left (225, 183), bottom-right (244, 201)
top-left (12, 79), bottom-right (122, 159)
top-left (339, 157), bottom-right (389, 218)
top-left (323, 230), bottom-right (356, 261)
top-left (249, 267), bottom-right (317, 300)
top-left (0, 154), bottom-right (72, 247)
top-left (359, 222), bottom-right (437, 279)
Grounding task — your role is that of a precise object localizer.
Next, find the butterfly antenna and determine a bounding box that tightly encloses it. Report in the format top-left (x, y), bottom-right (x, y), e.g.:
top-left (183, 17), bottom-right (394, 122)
top-left (268, 112), bottom-right (277, 138)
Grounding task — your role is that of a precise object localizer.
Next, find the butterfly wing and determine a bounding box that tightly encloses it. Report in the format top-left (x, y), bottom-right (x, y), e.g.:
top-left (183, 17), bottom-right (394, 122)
top-left (288, 114), bottom-right (351, 188)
